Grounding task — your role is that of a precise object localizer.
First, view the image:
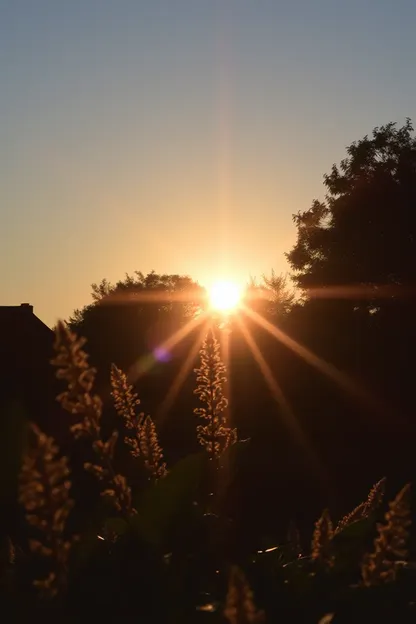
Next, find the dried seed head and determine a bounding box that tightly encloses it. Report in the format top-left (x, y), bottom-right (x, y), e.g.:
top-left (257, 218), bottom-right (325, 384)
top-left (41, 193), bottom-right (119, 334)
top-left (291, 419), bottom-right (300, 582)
top-left (224, 566), bottom-right (264, 624)
top-left (361, 483), bottom-right (411, 586)
top-left (110, 364), bottom-right (140, 429)
top-left (52, 323), bottom-right (135, 516)
top-left (19, 424), bottom-right (76, 598)
top-left (194, 332), bottom-right (237, 458)
top-left (311, 508), bottom-right (334, 567)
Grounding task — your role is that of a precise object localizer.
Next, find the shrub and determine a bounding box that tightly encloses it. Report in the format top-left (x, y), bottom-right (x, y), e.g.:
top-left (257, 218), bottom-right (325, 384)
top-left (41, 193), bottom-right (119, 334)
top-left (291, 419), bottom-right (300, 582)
top-left (0, 322), bottom-right (414, 622)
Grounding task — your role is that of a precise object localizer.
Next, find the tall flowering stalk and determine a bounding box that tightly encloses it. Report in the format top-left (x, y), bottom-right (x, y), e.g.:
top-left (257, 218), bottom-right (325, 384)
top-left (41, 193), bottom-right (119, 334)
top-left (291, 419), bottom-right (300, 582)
top-left (110, 364), bottom-right (167, 480)
top-left (19, 424), bottom-right (76, 598)
top-left (51, 321), bottom-right (134, 515)
top-left (365, 477), bottom-right (387, 514)
top-left (110, 363), bottom-right (141, 432)
top-left (335, 477), bottom-right (386, 534)
top-left (311, 509), bottom-right (334, 567)
top-left (193, 331), bottom-right (237, 460)
top-left (137, 416), bottom-right (167, 480)
top-left (361, 483), bottom-right (411, 586)
top-left (224, 566), bottom-right (265, 624)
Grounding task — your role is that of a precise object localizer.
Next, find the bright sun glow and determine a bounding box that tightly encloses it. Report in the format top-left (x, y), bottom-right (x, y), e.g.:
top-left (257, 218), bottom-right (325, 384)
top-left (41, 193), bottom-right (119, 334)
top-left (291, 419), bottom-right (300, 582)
top-left (208, 280), bottom-right (242, 313)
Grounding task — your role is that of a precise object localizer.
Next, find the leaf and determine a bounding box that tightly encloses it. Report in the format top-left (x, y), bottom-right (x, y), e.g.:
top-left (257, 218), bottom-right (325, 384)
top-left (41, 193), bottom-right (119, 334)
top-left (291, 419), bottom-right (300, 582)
top-left (333, 515), bottom-right (376, 543)
top-left (131, 451), bottom-right (208, 546)
top-left (103, 516), bottom-right (129, 537)
top-left (219, 438), bottom-right (251, 476)
top-left (69, 529), bottom-right (106, 576)
top-left (327, 583), bottom-right (414, 622)
top-left (332, 515), bottom-right (377, 575)
top-left (281, 556), bottom-right (316, 595)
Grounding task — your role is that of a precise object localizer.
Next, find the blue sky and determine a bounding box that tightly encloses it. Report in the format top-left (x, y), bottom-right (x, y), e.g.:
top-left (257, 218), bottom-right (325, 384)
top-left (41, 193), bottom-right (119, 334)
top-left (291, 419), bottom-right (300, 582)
top-left (1, 0), bottom-right (415, 325)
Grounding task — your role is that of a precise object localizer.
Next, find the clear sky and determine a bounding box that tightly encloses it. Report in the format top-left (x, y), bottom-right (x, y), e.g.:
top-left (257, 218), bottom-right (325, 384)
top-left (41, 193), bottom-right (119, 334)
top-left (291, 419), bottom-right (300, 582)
top-left (1, 0), bottom-right (415, 326)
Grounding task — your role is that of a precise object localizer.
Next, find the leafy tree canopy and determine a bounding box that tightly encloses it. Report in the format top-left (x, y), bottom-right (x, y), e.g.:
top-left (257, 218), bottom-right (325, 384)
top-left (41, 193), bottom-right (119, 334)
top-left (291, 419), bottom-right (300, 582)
top-left (67, 271), bottom-right (204, 381)
top-left (68, 270), bottom-right (203, 330)
top-left (245, 270), bottom-right (296, 319)
top-left (287, 119), bottom-right (416, 313)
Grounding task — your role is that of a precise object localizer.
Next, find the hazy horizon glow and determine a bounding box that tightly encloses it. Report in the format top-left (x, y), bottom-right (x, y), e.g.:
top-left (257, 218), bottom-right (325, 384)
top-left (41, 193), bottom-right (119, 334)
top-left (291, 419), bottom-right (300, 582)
top-left (1, 1), bottom-right (415, 326)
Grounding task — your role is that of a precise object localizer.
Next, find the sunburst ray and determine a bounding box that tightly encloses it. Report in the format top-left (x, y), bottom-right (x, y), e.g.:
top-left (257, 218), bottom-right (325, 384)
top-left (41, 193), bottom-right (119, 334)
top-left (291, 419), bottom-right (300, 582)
top-left (155, 320), bottom-right (211, 427)
top-left (235, 315), bottom-right (326, 481)
top-left (127, 310), bottom-right (209, 384)
top-left (242, 304), bottom-right (396, 422)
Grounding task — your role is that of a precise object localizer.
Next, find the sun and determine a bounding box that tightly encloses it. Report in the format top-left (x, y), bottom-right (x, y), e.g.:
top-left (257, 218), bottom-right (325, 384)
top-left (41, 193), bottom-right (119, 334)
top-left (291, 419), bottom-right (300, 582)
top-left (208, 280), bottom-right (242, 313)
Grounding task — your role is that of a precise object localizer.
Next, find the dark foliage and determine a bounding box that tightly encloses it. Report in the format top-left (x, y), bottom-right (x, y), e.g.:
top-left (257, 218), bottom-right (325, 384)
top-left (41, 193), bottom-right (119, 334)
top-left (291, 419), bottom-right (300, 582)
top-left (2, 120), bottom-right (416, 620)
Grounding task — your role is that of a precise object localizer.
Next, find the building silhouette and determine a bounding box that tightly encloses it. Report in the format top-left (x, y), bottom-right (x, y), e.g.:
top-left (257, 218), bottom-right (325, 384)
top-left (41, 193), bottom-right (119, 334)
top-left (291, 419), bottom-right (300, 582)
top-left (0, 303), bottom-right (65, 442)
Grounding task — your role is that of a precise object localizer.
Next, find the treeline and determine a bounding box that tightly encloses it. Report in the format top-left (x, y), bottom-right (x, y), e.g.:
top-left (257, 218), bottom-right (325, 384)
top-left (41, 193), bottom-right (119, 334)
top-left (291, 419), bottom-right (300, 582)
top-left (63, 120), bottom-right (416, 537)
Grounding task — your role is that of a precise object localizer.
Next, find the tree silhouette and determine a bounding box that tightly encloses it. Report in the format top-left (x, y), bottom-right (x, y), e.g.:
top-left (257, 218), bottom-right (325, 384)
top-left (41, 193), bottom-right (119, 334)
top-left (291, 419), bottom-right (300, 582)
top-left (67, 270), bottom-right (203, 386)
top-left (69, 271), bottom-right (202, 331)
top-left (245, 271), bottom-right (295, 319)
top-left (287, 119), bottom-right (416, 304)
top-left (286, 119), bottom-right (416, 370)
top-left (285, 119), bottom-right (416, 479)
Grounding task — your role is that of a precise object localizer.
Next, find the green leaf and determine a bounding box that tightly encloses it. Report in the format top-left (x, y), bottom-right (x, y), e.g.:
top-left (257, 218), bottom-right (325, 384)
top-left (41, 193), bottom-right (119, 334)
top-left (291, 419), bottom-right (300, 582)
top-left (281, 556), bottom-right (316, 595)
top-left (103, 516), bottom-right (129, 537)
top-left (219, 438), bottom-right (251, 470)
top-left (333, 515), bottom-right (376, 543)
top-left (332, 515), bottom-right (377, 575)
top-left (131, 451), bottom-right (208, 546)
top-left (218, 438), bottom-right (251, 488)
top-left (69, 529), bottom-right (105, 576)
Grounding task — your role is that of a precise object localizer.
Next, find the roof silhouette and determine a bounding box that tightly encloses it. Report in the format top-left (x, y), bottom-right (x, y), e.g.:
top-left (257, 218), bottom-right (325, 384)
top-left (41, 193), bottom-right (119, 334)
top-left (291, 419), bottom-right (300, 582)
top-left (0, 304), bottom-right (66, 442)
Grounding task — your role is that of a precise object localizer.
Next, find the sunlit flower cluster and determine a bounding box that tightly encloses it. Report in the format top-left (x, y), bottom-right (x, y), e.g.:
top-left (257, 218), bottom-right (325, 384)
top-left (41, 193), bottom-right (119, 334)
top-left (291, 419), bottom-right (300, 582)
top-left (110, 363), bottom-right (141, 430)
top-left (365, 476), bottom-right (387, 515)
top-left (194, 332), bottom-right (237, 458)
top-left (18, 424), bottom-right (76, 598)
top-left (361, 483), bottom-right (411, 586)
top-left (110, 364), bottom-right (167, 480)
top-left (52, 321), bottom-right (134, 515)
top-left (52, 321), bottom-right (101, 429)
top-left (335, 477), bottom-right (386, 534)
top-left (137, 415), bottom-right (167, 479)
top-left (311, 508), bottom-right (334, 567)
top-left (224, 565), bottom-right (264, 624)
